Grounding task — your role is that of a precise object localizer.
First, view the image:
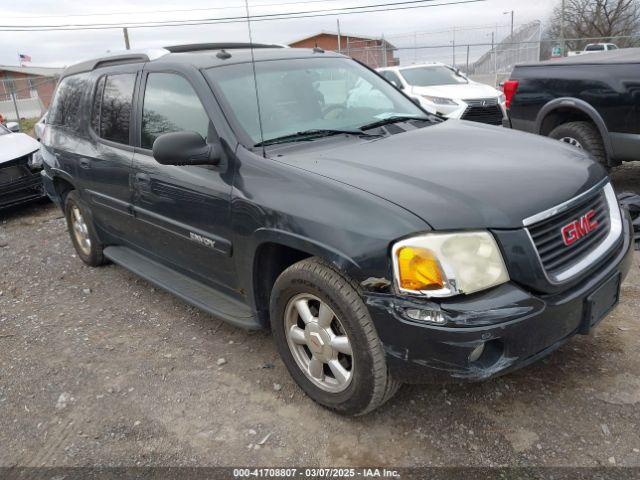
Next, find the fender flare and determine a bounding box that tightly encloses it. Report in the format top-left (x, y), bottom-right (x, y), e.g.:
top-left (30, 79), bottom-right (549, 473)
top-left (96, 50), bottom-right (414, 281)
top-left (250, 228), bottom-right (360, 274)
top-left (243, 228), bottom-right (362, 324)
top-left (535, 97), bottom-right (613, 161)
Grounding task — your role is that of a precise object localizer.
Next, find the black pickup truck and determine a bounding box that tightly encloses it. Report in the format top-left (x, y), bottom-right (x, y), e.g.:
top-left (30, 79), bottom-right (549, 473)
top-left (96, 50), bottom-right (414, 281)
top-left (503, 48), bottom-right (640, 167)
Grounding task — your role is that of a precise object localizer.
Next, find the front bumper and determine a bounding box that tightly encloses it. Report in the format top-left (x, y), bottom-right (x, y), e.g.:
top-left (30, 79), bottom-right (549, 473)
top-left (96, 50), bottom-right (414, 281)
top-left (0, 172), bottom-right (46, 210)
top-left (365, 212), bottom-right (635, 384)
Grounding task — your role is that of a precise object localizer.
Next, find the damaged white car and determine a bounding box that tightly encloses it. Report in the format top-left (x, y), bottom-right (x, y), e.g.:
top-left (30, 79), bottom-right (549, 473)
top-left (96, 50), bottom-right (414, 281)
top-left (0, 123), bottom-right (45, 210)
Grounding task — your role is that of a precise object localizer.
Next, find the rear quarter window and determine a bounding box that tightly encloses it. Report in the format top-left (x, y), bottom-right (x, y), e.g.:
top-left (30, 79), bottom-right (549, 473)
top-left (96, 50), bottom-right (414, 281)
top-left (91, 73), bottom-right (136, 145)
top-left (48, 73), bottom-right (91, 133)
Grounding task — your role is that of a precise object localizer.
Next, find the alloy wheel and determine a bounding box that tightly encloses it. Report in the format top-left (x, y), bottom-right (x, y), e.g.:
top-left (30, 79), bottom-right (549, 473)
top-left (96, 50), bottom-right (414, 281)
top-left (559, 136), bottom-right (583, 149)
top-left (284, 293), bottom-right (354, 393)
top-left (70, 205), bottom-right (92, 256)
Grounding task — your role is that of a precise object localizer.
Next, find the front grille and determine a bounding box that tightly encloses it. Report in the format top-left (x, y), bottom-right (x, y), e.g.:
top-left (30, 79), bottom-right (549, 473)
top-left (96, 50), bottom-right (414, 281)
top-left (464, 98), bottom-right (499, 107)
top-left (461, 99), bottom-right (503, 125)
top-left (0, 154), bottom-right (33, 186)
top-left (527, 190), bottom-right (611, 278)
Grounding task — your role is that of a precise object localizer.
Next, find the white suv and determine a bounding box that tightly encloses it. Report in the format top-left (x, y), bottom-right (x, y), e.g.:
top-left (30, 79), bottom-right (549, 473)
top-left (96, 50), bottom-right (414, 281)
top-left (378, 63), bottom-right (507, 125)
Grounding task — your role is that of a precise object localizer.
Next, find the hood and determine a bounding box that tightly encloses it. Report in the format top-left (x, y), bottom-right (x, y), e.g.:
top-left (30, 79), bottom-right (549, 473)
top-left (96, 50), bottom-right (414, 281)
top-left (273, 121), bottom-right (608, 230)
top-left (0, 132), bottom-right (39, 164)
top-left (410, 82), bottom-right (501, 101)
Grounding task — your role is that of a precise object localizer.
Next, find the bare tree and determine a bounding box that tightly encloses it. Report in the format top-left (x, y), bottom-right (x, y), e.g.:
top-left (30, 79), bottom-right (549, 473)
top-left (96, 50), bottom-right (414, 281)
top-left (546, 0), bottom-right (640, 51)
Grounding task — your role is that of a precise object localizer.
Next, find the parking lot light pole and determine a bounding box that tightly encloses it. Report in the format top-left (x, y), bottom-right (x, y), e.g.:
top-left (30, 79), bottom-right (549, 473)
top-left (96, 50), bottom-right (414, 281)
top-left (503, 10), bottom-right (514, 39)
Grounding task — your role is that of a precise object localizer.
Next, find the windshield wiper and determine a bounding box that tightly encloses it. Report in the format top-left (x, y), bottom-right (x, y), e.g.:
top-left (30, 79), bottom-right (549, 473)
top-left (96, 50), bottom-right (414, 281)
top-left (255, 129), bottom-right (377, 147)
top-left (358, 115), bottom-right (430, 131)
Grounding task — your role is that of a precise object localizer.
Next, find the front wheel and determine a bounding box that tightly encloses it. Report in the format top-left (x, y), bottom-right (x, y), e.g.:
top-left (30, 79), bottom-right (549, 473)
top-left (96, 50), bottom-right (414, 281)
top-left (270, 258), bottom-right (400, 415)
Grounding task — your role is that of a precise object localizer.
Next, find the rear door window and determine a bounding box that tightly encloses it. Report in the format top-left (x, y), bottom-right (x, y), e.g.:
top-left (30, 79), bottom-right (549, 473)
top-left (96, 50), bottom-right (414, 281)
top-left (141, 73), bottom-right (210, 150)
top-left (48, 74), bottom-right (90, 132)
top-left (93, 73), bottom-right (136, 145)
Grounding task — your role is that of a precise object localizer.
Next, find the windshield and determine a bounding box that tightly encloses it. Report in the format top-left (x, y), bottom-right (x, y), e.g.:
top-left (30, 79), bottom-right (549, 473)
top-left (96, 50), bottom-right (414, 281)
top-left (206, 57), bottom-right (426, 145)
top-left (399, 66), bottom-right (468, 87)
top-left (0, 124), bottom-right (10, 136)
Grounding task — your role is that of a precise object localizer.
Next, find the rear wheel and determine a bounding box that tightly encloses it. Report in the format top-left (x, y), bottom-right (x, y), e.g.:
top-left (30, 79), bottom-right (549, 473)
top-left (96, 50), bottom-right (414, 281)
top-left (270, 257), bottom-right (400, 416)
top-left (549, 121), bottom-right (607, 165)
top-left (64, 190), bottom-right (106, 267)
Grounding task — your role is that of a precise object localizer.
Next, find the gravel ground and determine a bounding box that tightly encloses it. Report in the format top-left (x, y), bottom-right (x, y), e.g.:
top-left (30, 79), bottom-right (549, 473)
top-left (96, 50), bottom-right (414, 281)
top-left (0, 163), bottom-right (639, 468)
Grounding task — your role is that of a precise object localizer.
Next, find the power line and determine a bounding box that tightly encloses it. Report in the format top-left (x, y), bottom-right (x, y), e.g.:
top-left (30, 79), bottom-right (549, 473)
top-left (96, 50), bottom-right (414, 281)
top-left (2, 0), bottom-right (351, 20)
top-left (0, 0), bottom-right (485, 31)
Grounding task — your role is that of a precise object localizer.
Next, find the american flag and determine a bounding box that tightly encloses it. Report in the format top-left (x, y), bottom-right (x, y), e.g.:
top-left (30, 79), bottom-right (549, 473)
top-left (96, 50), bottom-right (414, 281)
top-left (19, 53), bottom-right (32, 63)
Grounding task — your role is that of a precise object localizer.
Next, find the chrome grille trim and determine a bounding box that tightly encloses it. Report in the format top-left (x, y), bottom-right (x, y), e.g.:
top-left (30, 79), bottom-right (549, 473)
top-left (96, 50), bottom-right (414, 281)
top-left (463, 98), bottom-right (499, 107)
top-left (522, 178), bottom-right (609, 227)
top-left (524, 182), bottom-right (623, 284)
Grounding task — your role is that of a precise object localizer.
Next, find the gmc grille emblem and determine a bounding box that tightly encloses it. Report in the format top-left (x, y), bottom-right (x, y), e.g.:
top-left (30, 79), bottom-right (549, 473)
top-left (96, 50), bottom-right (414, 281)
top-left (561, 209), bottom-right (599, 246)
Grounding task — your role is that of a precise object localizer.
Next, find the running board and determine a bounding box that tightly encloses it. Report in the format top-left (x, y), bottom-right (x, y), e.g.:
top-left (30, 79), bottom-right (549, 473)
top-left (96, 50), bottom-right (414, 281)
top-left (103, 246), bottom-right (259, 329)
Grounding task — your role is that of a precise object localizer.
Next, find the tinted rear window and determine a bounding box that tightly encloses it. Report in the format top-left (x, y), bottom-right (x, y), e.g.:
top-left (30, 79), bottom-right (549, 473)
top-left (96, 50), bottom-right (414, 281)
top-left (95, 74), bottom-right (136, 144)
top-left (48, 74), bottom-right (90, 132)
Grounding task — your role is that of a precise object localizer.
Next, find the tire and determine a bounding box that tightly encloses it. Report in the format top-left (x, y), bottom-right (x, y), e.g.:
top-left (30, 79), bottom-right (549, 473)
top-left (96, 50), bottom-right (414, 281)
top-left (548, 121), bottom-right (607, 165)
top-left (64, 190), bottom-right (106, 267)
top-left (270, 257), bottom-right (400, 415)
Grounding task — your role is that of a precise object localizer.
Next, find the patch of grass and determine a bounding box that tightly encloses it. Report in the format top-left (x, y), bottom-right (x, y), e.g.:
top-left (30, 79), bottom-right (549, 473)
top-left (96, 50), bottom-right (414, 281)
top-left (18, 117), bottom-right (39, 138)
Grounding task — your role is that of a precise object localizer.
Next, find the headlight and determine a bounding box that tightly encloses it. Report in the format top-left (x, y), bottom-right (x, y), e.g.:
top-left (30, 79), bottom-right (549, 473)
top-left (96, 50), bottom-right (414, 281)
top-left (391, 231), bottom-right (509, 297)
top-left (28, 151), bottom-right (44, 171)
top-left (422, 95), bottom-right (458, 106)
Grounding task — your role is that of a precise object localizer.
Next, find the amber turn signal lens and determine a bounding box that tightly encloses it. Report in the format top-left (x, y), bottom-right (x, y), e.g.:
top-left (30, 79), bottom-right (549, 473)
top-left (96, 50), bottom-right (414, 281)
top-left (397, 246), bottom-right (444, 291)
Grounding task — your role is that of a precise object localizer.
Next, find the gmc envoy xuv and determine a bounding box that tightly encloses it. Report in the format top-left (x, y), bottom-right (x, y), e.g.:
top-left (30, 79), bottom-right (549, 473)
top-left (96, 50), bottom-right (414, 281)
top-left (41, 44), bottom-right (634, 415)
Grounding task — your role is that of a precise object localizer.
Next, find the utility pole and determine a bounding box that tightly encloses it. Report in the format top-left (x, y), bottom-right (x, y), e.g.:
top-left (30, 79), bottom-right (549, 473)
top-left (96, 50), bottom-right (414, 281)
top-left (123, 27), bottom-right (131, 50)
top-left (560, 0), bottom-right (565, 56)
top-left (381, 33), bottom-right (388, 67)
top-left (451, 27), bottom-right (456, 68)
top-left (337, 19), bottom-right (342, 53)
top-left (466, 44), bottom-right (470, 73)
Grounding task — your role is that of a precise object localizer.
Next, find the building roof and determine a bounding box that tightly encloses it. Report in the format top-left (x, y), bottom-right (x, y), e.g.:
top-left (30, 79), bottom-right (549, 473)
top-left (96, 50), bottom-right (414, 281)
top-left (0, 65), bottom-right (64, 77)
top-left (288, 31), bottom-right (395, 48)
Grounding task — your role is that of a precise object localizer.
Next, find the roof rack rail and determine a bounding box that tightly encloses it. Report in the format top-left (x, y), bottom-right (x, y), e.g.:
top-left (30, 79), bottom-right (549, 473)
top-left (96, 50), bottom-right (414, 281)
top-left (164, 43), bottom-right (285, 53)
top-left (61, 48), bottom-right (170, 78)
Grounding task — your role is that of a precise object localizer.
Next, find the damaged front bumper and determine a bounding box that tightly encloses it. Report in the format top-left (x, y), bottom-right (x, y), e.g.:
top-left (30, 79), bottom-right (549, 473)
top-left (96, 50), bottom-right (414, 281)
top-left (0, 170), bottom-right (46, 209)
top-left (365, 212), bottom-right (635, 384)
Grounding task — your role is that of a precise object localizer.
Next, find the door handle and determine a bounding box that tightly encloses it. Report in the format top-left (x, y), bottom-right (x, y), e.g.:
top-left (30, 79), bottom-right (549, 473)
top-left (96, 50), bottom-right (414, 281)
top-left (79, 158), bottom-right (90, 169)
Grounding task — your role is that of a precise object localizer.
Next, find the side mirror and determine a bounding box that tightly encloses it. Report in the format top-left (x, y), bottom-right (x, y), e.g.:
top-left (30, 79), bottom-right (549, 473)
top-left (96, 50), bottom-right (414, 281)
top-left (152, 131), bottom-right (220, 166)
top-left (6, 122), bottom-right (20, 133)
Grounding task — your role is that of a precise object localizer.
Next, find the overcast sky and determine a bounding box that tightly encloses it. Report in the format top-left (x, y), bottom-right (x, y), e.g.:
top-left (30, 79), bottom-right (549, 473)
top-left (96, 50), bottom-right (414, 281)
top-left (1, 0), bottom-right (558, 68)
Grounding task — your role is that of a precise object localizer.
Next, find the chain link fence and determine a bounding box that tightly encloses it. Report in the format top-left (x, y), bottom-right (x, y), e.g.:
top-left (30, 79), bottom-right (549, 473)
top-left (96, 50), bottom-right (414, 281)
top-left (0, 75), bottom-right (58, 122)
top-left (344, 23), bottom-right (639, 87)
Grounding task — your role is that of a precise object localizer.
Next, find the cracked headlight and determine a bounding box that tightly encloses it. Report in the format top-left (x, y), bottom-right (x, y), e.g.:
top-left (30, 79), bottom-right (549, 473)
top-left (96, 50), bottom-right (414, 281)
top-left (391, 231), bottom-right (509, 298)
top-left (422, 95), bottom-right (458, 106)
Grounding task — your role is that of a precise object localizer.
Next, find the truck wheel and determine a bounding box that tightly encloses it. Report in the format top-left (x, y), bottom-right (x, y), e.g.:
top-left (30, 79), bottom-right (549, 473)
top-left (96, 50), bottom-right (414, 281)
top-left (64, 190), bottom-right (106, 267)
top-left (549, 121), bottom-right (607, 165)
top-left (270, 257), bottom-right (400, 415)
